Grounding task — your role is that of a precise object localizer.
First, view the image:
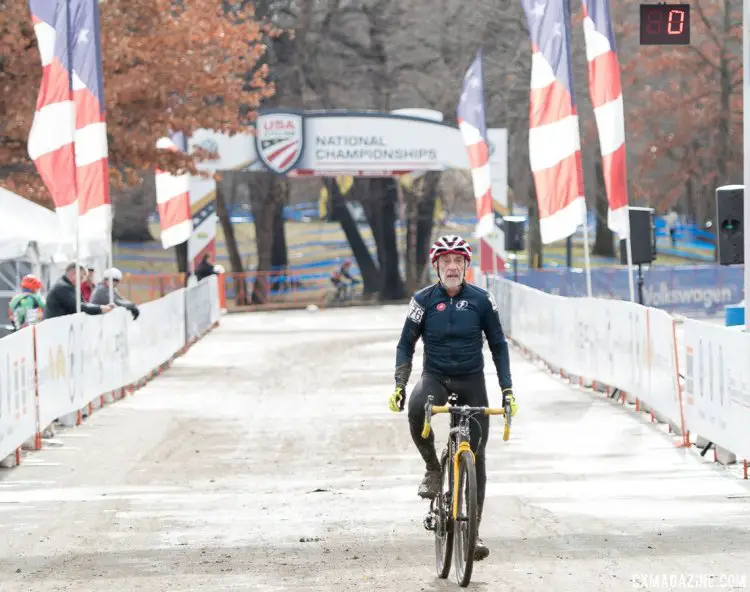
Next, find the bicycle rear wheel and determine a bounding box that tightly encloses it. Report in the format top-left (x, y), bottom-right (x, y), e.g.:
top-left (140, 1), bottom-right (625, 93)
top-left (453, 450), bottom-right (477, 587)
top-left (434, 449), bottom-right (453, 578)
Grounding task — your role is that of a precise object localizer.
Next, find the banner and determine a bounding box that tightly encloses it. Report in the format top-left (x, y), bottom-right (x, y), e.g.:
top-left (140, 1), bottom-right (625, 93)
top-left (0, 327), bottom-right (37, 461)
top-left (0, 281), bottom-right (220, 466)
top-left (491, 277), bottom-right (685, 436)
top-left (683, 320), bottom-right (750, 459)
top-left (126, 289), bottom-right (186, 385)
top-left (36, 315), bottom-right (84, 428)
top-left (186, 276), bottom-right (216, 342)
top-left (189, 113), bottom-right (507, 202)
top-left (505, 266), bottom-right (742, 316)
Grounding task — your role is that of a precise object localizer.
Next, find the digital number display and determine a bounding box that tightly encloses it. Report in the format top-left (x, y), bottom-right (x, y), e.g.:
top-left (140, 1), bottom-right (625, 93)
top-left (640, 4), bottom-right (690, 45)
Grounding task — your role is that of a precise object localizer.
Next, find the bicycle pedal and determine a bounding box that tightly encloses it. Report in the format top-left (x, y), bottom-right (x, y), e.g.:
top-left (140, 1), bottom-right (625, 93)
top-left (423, 513), bottom-right (436, 531)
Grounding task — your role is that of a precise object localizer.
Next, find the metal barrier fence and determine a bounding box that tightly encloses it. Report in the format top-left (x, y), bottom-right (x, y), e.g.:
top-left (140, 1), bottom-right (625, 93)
top-left (119, 269), bottom-right (347, 310)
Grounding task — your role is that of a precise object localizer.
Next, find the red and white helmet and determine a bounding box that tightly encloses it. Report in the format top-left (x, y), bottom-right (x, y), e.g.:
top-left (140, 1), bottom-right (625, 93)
top-left (429, 234), bottom-right (472, 265)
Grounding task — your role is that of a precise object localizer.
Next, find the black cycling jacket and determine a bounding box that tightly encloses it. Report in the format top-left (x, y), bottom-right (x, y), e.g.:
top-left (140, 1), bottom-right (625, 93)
top-left (395, 281), bottom-right (512, 389)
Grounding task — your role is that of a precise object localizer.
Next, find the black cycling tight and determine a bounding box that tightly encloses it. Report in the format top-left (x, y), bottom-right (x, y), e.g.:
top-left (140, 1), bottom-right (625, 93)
top-left (407, 372), bottom-right (490, 521)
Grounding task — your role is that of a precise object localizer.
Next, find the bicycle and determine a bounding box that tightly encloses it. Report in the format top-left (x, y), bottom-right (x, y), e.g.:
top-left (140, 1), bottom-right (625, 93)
top-left (420, 392), bottom-right (513, 587)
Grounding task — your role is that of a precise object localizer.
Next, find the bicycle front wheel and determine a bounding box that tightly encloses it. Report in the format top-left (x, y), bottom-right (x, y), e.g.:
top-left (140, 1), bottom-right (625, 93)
top-left (453, 449), bottom-right (478, 587)
top-left (434, 449), bottom-right (453, 578)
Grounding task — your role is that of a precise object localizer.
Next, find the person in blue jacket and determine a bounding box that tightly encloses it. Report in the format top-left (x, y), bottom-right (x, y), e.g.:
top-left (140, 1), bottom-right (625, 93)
top-left (388, 234), bottom-right (517, 562)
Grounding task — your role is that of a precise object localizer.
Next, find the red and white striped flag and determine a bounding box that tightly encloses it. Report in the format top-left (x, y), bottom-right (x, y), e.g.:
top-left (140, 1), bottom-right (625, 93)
top-left (154, 135), bottom-right (192, 249)
top-left (28, 0), bottom-right (111, 257)
top-left (457, 49), bottom-right (506, 272)
top-left (520, 0), bottom-right (587, 245)
top-left (457, 49), bottom-right (495, 240)
top-left (581, 0), bottom-right (630, 239)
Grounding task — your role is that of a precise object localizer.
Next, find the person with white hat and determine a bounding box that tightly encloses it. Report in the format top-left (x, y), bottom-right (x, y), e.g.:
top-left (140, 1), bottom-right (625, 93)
top-left (90, 267), bottom-right (140, 320)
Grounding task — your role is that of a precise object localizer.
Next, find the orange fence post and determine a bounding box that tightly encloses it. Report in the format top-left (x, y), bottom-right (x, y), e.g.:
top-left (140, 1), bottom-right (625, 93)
top-left (218, 273), bottom-right (227, 310)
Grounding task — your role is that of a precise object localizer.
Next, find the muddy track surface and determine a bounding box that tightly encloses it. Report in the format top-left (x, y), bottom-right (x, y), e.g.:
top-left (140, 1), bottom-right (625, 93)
top-left (1, 306), bottom-right (749, 592)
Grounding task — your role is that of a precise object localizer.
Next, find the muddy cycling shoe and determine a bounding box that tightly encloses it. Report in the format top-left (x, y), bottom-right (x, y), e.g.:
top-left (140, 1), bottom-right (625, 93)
top-left (474, 538), bottom-right (490, 561)
top-left (418, 469), bottom-right (441, 499)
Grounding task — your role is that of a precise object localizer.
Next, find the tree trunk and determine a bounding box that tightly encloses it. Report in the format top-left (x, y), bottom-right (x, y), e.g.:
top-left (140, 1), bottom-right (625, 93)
top-left (112, 171), bottom-right (155, 242)
top-left (592, 160), bottom-right (615, 257)
top-left (402, 181), bottom-right (418, 295)
top-left (527, 184), bottom-right (543, 269)
top-left (330, 179), bottom-right (381, 295)
top-left (215, 171), bottom-right (246, 304)
top-left (271, 181), bottom-right (289, 268)
top-left (216, 172), bottom-right (244, 274)
top-left (175, 242), bottom-right (189, 277)
top-left (405, 172), bottom-right (439, 289)
top-left (361, 179), bottom-right (405, 300)
top-left (249, 173), bottom-right (286, 304)
top-left (378, 179), bottom-right (405, 300)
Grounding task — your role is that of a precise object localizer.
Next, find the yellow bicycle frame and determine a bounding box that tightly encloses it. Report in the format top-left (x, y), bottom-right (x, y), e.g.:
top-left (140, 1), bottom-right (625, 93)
top-left (452, 442), bottom-right (474, 519)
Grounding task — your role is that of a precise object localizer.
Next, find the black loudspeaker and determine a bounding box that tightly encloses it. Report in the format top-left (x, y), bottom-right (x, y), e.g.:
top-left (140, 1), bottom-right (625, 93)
top-left (503, 216), bottom-right (526, 252)
top-left (716, 185), bottom-right (744, 265)
top-left (619, 207), bottom-right (656, 265)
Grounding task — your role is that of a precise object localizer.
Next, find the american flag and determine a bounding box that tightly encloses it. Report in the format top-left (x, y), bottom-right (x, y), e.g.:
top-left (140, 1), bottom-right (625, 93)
top-left (155, 134), bottom-right (193, 249)
top-left (520, 0), bottom-right (586, 245)
top-left (581, 0), bottom-right (629, 239)
top-left (27, 0), bottom-right (111, 257)
top-left (457, 49), bottom-right (505, 271)
top-left (457, 50), bottom-right (495, 239)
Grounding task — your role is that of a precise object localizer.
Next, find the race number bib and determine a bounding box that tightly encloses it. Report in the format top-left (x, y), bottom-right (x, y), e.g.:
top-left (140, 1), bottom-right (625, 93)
top-left (407, 298), bottom-right (424, 324)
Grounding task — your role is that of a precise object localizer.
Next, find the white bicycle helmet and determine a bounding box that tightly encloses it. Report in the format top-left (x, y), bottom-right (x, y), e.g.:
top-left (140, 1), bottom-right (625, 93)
top-left (102, 267), bottom-right (123, 281)
top-left (429, 234), bottom-right (472, 265)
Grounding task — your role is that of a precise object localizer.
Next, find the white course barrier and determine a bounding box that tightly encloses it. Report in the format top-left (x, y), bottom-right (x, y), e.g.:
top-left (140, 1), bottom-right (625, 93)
top-left (490, 277), bottom-right (686, 440)
top-left (126, 289), bottom-right (186, 386)
top-left (0, 327), bottom-right (37, 464)
top-left (683, 320), bottom-right (750, 461)
top-left (0, 275), bottom-right (221, 468)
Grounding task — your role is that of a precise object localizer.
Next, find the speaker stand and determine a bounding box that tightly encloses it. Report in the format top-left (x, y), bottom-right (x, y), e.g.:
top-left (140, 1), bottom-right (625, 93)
top-left (637, 263), bottom-right (644, 305)
top-left (513, 256), bottom-right (519, 282)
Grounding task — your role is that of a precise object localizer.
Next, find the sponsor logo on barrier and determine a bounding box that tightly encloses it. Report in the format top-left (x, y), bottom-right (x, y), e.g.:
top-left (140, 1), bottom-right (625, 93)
top-left (643, 283), bottom-right (735, 312)
top-left (68, 323), bottom-right (76, 404)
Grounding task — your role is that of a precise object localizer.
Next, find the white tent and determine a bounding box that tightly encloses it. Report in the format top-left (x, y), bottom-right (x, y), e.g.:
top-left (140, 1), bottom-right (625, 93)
top-left (0, 186), bottom-right (65, 263)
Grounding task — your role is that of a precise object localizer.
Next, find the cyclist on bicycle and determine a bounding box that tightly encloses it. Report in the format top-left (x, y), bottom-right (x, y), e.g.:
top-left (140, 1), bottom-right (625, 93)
top-left (388, 234), bottom-right (517, 561)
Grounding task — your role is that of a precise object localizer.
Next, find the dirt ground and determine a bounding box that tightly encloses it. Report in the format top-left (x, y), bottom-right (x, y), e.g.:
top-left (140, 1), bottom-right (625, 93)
top-left (1, 305), bottom-right (749, 592)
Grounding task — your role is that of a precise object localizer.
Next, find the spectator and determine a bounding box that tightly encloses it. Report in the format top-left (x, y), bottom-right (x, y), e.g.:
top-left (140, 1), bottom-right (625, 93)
top-left (8, 274), bottom-right (45, 331)
top-left (80, 265), bottom-right (96, 302)
top-left (45, 263), bottom-right (114, 319)
top-left (90, 267), bottom-right (140, 320)
top-left (665, 210), bottom-right (679, 247)
top-left (195, 253), bottom-right (225, 282)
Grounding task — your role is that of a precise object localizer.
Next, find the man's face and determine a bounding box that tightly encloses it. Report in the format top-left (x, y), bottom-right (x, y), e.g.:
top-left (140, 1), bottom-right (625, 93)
top-left (435, 253), bottom-right (466, 289)
top-left (67, 268), bottom-right (87, 284)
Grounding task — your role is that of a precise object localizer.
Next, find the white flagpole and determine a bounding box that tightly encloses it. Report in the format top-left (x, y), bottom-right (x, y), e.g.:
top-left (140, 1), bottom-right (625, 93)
top-left (75, 231), bottom-right (81, 314)
top-left (582, 215), bottom-right (593, 298)
top-left (744, 0), bottom-right (750, 331)
top-left (625, 234), bottom-right (635, 302)
top-left (108, 242), bottom-right (114, 305)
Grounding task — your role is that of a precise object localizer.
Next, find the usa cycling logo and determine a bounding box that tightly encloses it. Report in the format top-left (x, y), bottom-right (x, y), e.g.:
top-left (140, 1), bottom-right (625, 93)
top-left (456, 300), bottom-right (469, 310)
top-left (255, 111), bottom-right (304, 174)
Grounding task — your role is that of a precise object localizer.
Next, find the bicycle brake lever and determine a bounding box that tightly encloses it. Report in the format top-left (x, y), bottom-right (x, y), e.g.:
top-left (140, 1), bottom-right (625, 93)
top-left (503, 402), bottom-right (512, 441)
